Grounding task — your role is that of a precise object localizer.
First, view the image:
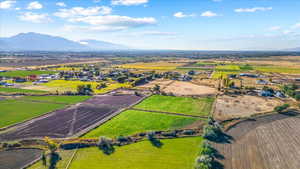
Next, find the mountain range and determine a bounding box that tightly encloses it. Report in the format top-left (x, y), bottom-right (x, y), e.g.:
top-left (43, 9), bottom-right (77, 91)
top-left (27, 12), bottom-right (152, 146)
top-left (0, 32), bottom-right (129, 51)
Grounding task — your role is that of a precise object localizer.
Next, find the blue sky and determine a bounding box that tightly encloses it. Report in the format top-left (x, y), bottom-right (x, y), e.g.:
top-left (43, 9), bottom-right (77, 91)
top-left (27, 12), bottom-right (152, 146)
top-left (1, 0), bottom-right (300, 50)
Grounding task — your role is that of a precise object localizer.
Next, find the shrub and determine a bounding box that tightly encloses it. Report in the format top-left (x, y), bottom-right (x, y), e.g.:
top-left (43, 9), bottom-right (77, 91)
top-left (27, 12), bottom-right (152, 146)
top-left (98, 137), bottom-right (114, 155)
top-left (274, 104), bottom-right (290, 113)
top-left (194, 155), bottom-right (213, 169)
top-left (182, 129), bottom-right (196, 135)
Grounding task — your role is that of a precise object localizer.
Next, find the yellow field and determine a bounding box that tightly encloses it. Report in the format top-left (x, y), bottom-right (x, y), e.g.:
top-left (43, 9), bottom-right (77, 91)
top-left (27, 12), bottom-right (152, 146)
top-left (22, 80), bottom-right (132, 94)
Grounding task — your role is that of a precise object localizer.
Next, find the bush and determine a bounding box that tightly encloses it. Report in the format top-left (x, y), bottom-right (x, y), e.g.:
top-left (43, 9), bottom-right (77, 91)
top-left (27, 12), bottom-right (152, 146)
top-left (161, 131), bottom-right (177, 137)
top-left (98, 137), bottom-right (114, 155)
top-left (182, 129), bottom-right (196, 135)
top-left (195, 155), bottom-right (213, 169)
top-left (274, 104), bottom-right (290, 113)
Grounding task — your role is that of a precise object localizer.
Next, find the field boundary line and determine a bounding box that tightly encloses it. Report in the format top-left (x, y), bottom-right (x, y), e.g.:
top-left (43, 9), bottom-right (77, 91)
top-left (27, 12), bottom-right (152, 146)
top-left (65, 149), bottom-right (78, 169)
top-left (130, 108), bottom-right (208, 118)
top-left (71, 94), bottom-right (152, 138)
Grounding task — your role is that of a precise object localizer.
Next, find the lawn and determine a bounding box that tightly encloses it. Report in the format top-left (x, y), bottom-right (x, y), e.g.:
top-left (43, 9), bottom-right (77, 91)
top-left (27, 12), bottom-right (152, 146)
top-left (82, 110), bottom-right (198, 138)
top-left (0, 70), bottom-right (56, 77)
top-left (69, 137), bottom-right (202, 169)
top-left (0, 96), bottom-right (90, 128)
top-left (0, 87), bottom-right (48, 94)
top-left (41, 80), bottom-right (131, 94)
top-left (134, 95), bottom-right (214, 116)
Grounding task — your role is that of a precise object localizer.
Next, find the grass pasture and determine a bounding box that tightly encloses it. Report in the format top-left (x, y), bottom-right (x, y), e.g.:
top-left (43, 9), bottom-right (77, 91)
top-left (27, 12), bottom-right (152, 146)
top-left (254, 66), bottom-right (300, 74)
top-left (0, 70), bottom-right (56, 77)
top-left (83, 110), bottom-right (198, 138)
top-left (0, 96), bottom-right (90, 128)
top-left (211, 71), bottom-right (238, 79)
top-left (134, 95), bottom-right (214, 116)
top-left (70, 137), bottom-right (202, 169)
top-left (118, 62), bottom-right (184, 70)
top-left (0, 87), bottom-right (48, 94)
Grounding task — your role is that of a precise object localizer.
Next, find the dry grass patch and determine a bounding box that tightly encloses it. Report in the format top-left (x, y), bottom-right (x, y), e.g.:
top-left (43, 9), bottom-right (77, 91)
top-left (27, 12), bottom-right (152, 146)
top-left (214, 95), bottom-right (282, 121)
top-left (163, 81), bottom-right (217, 96)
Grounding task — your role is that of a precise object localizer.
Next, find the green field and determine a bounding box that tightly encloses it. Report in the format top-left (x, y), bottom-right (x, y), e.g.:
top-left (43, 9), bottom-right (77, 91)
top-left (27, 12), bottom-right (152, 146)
top-left (211, 71), bottom-right (238, 79)
top-left (83, 110), bottom-right (198, 138)
top-left (29, 149), bottom-right (76, 169)
top-left (70, 137), bottom-right (202, 169)
top-left (0, 87), bottom-right (48, 94)
top-left (0, 70), bottom-right (56, 77)
top-left (0, 96), bottom-right (90, 128)
top-left (216, 65), bottom-right (241, 71)
top-left (134, 95), bottom-right (214, 116)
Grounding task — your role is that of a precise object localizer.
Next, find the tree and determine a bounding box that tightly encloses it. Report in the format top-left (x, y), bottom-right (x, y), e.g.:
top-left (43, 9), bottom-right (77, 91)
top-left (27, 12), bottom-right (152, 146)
top-left (77, 84), bottom-right (93, 95)
top-left (153, 84), bottom-right (160, 93)
top-left (98, 136), bottom-right (114, 155)
top-left (274, 104), bottom-right (290, 113)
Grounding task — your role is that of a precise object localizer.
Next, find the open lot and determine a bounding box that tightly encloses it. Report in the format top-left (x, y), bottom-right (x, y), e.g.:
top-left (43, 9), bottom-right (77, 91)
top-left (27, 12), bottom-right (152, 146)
top-left (135, 79), bottom-right (174, 90)
top-left (0, 95), bottom-right (89, 128)
top-left (70, 137), bottom-right (202, 169)
top-left (83, 109), bottom-right (198, 138)
top-left (0, 93), bottom-right (144, 140)
top-left (162, 81), bottom-right (217, 96)
top-left (213, 113), bottom-right (300, 169)
top-left (118, 62), bottom-right (185, 70)
top-left (0, 148), bottom-right (42, 169)
top-left (134, 95), bottom-right (214, 117)
top-left (214, 95), bottom-right (282, 121)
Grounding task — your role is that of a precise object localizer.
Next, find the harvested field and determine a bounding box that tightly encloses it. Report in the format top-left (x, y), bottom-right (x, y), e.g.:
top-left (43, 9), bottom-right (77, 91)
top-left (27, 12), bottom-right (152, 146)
top-left (135, 79), bottom-right (174, 90)
top-left (214, 95), bottom-right (282, 121)
top-left (162, 81), bottom-right (217, 96)
top-left (0, 93), bottom-right (144, 141)
top-left (0, 148), bottom-right (42, 169)
top-left (213, 113), bottom-right (300, 169)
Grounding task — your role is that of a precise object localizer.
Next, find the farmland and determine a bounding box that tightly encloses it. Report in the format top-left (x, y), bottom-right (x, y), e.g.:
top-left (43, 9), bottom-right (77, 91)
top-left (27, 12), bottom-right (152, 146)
top-left (26, 80), bottom-right (132, 94)
top-left (0, 149), bottom-right (42, 169)
top-left (82, 109), bottom-right (198, 138)
top-left (0, 95), bottom-right (89, 128)
top-left (213, 113), bottom-right (300, 169)
top-left (70, 137), bottom-right (202, 169)
top-left (214, 95), bottom-right (282, 121)
top-left (0, 87), bottom-right (47, 94)
top-left (0, 70), bottom-right (55, 77)
top-left (162, 81), bottom-right (217, 96)
top-left (134, 95), bottom-right (214, 117)
top-left (0, 93), bottom-right (144, 140)
top-left (117, 62), bottom-right (184, 70)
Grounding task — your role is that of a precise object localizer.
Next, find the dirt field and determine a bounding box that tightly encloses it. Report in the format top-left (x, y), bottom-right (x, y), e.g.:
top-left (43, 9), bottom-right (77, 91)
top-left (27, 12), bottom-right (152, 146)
top-left (213, 113), bottom-right (300, 169)
top-left (214, 95), bottom-right (282, 121)
top-left (0, 93), bottom-right (144, 141)
top-left (0, 148), bottom-right (42, 169)
top-left (136, 79), bottom-right (174, 90)
top-left (162, 81), bottom-right (217, 96)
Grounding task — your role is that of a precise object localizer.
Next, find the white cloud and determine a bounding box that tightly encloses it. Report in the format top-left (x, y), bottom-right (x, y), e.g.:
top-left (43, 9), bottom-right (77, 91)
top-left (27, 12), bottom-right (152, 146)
top-left (283, 30), bottom-right (293, 35)
top-left (19, 12), bottom-right (51, 23)
top-left (69, 15), bottom-right (156, 27)
top-left (140, 31), bottom-right (177, 36)
top-left (268, 26), bottom-right (281, 31)
top-left (112, 0), bottom-right (148, 6)
top-left (56, 2), bottom-right (66, 7)
top-left (63, 25), bottom-right (128, 32)
top-left (0, 0), bottom-right (16, 9)
top-left (292, 23), bottom-right (300, 29)
top-left (174, 12), bottom-right (195, 18)
top-left (27, 1), bottom-right (43, 10)
top-left (235, 7), bottom-right (272, 13)
top-left (54, 6), bottom-right (112, 18)
top-left (201, 11), bottom-right (218, 17)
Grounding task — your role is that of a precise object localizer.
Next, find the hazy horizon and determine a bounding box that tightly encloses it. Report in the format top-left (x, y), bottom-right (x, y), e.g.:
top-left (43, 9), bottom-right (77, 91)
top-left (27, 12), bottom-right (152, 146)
top-left (1, 0), bottom-right (300, 50)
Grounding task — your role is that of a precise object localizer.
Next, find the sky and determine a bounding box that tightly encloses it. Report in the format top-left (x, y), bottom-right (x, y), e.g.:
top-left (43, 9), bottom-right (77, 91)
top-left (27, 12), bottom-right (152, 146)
top-left (0, 0), bottom-right (300, 50)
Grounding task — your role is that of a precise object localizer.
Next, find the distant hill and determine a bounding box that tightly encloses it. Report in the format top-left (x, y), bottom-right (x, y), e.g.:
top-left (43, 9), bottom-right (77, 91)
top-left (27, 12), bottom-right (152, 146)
top-left (0, 32), bottom-right (129, 51)
top-left (284, 47), bottom-right (300, 51)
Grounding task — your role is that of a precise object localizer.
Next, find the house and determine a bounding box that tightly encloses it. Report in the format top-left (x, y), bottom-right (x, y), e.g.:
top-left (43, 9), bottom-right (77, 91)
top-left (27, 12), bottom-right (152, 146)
top-left (27, 75), bottom-right (38, 81)
top-left (275, 91), bottom-right (285, 98)
top-left (256, 79), bottom-right (268, 85)
top-left (259, 90), bottom-right (273, 97)
top-left (240, 73), bottom-right (259, 78)
top-left (14, 77), bottom-right (27, 83)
